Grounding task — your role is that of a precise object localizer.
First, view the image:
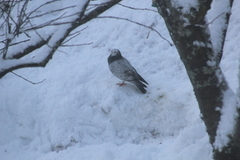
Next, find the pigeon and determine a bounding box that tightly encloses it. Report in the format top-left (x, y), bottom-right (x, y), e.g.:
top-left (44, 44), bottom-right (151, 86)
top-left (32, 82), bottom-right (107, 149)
top-left (108, 49), bottom-right (148, 93)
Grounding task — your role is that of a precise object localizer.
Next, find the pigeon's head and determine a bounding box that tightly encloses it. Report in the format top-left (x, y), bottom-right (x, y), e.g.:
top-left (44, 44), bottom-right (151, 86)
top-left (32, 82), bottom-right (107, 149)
top-left (109, 49), bottom-right (121, 57)
top-left (108, 49), bottom-right (122, 64)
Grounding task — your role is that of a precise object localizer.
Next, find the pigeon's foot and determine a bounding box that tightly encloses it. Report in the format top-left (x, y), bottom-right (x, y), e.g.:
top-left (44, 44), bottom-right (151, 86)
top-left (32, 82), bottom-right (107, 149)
top-left (116, 81), bottom-right (126, 86)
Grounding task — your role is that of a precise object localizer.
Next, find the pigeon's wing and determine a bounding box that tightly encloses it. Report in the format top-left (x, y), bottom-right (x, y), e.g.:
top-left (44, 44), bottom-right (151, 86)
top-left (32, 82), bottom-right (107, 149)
top-left (122, 58), bottom-right (148, 85)
top-left (123, 70), bottom-right (139, 81)
top-left (109, 58), bottom-right (137, 81)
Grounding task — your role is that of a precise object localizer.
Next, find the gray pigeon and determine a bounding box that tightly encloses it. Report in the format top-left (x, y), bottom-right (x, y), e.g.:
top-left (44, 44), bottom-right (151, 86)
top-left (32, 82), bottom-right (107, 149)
top-left (108, 49), bottom-right (148, 93)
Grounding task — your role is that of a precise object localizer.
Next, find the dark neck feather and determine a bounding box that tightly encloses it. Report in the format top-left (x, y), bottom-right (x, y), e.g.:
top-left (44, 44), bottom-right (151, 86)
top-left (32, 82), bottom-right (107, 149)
top-left (108, 54), bottom-right (122, 64)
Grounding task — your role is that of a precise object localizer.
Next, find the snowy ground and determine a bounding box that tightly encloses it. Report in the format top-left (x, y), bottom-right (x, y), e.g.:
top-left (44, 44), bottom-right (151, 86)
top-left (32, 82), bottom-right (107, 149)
top-left (0, 0), bottom-right (239, 159)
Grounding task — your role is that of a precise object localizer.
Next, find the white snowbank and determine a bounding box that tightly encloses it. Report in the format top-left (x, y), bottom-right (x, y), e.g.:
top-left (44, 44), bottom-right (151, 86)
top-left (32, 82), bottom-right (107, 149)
top-left (0, 0), bottom-right (239, 159)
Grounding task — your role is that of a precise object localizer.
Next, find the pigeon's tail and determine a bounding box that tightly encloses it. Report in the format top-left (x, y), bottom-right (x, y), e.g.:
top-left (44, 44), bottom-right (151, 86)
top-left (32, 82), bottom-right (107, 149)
top-left (133, 81), bottom-right (147, 94)
top-left (137, 73), bottom-right (148, 85)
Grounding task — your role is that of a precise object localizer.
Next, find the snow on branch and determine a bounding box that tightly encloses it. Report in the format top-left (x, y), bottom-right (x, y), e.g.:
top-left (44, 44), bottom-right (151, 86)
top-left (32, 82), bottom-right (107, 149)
top-left (207, 0), bottom-right (234, 64)
top-left (214, 89), bottom-right (238, 151)
top-left (0, 0), bottom-right (123, 79)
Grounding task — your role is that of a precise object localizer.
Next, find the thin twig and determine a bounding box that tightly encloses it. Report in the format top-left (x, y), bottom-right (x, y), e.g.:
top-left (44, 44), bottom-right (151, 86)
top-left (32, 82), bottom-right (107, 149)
top-left (55, 49), bottom-right (68, 55)
top-left (97, 16), bottom-right (173, 46)
top-left (63, 31), bottom-right (82, 44)
top-left (61, 42), bottom-right (93, 47)
top-left (118, 3), bottom-right (158, 13)
top-left (68, 26), bottom-right (88, 36)
top-left (206, 12), bottom-right (225, 25)
top-left (10, 39), bottom-right (30, 46)
top-left (22, 11), bottom-right (68, 32)
top-left (0, 39), bottom-right (30, 53)
top-left (11, 71), bottom-right (45, 85)
top-left (26, 0), bottom-right (60, 19)
top-left (28, 20), bottom-right (53, 50)
top-left (63, 26), bottom-right (88, 44)
top-left (146, 23), bottom-right (155, 39)
top-left (22, 11), bottom-right (81, 32)
top-left (29, 5), bottom-right (76, 19)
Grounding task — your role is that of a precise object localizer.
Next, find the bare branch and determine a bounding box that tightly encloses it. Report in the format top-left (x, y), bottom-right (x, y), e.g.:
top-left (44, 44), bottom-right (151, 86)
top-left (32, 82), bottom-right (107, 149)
top-left (11, 71), bottom-right (46, 85)
top-left (206, 12), bottom-right (225, 25)
top-left (97, 16), bottom-right (173, 46)
top-left (63, 26), bottom-right (88, 44)
top-left (22, 11), bottom-right (69, 32)
top-left (146, 23), bottom-right (155, 39)
top-left (118, 3), bottom-right (158, 13)
top-left (15, 0), bottom-right (29, 35)
top-left (0, 38), bottom-right (30, 51)
top-left (61, 42), bottom-right (93, 47)
top-left (0, 0), bottom-right (91, 78)
top-left (8, 36), bottom-right (51, 59)
top-left (28, 5), bottom-right (76, 19)
top-left (0, 0), bottom-right (124, 78)
top-left (77, 0), bottom-right (122, 26)
top-left (26, 0), bottom-right (60, 19)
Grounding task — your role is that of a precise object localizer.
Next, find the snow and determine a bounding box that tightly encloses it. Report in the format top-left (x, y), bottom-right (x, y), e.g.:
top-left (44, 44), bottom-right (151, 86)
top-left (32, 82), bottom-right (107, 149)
top-left (207, 0), bottom-right (233, 57)
top-left (213, 0), bottom-right (240, 150)
top-left (0, 0), bottom-right (239, 159)
top-left (171, 0), bottom-right (198, 14)
top-left (214, 89), bottom-right (238, 151)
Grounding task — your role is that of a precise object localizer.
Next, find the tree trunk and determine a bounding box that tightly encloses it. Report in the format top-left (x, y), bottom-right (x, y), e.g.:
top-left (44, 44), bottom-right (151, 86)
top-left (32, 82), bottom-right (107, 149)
top-left (155, 0), bottom-right (240, 159)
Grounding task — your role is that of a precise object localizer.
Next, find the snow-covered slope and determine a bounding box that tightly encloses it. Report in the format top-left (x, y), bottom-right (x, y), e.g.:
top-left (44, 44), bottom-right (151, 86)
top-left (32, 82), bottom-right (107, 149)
top-left (0, 0), bottom-right (239, 159)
